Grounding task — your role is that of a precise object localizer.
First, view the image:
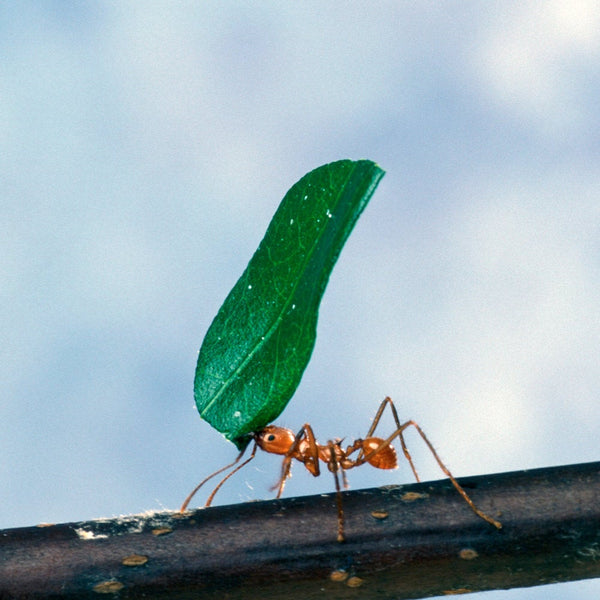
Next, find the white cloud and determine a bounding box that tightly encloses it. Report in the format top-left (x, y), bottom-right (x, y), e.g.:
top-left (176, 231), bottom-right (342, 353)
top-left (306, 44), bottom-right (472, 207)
top-left (472, 1), bottom-right (600, 137)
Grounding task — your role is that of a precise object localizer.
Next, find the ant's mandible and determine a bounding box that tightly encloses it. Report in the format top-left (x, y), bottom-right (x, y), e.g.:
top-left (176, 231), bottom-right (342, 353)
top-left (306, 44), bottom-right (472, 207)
top-left (180, 396), bottom-right (502, 542)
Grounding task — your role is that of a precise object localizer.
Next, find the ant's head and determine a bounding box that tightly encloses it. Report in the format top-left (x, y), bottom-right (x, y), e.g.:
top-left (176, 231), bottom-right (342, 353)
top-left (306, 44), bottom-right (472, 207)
top-left (254, 425), bottom-right (296, 456)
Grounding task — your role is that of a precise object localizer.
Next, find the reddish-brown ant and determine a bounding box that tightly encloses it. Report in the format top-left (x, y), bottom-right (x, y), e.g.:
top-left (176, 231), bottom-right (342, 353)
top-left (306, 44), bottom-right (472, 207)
top-left (180, 396), bottom-right (502, 542)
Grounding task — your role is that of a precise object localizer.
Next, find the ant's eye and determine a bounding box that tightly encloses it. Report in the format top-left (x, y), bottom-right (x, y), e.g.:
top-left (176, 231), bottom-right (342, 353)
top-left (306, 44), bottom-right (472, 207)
top-left (267, 434), bottom-right (276, 442)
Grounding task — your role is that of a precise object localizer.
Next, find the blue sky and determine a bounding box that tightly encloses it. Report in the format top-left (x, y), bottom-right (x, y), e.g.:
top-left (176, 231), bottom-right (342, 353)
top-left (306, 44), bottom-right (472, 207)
top-left (2, 4), bottom-right (599, 598)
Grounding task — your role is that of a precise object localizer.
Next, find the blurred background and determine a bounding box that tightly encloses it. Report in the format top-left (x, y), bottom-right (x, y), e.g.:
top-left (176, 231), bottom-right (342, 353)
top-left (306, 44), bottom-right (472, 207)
top-left (2, 3), bottom-right (599, 598)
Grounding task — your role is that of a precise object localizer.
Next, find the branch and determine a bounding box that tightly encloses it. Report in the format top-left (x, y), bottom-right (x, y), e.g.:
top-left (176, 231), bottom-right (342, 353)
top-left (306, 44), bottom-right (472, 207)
top-left (2, 462), bottom-right (599, 599)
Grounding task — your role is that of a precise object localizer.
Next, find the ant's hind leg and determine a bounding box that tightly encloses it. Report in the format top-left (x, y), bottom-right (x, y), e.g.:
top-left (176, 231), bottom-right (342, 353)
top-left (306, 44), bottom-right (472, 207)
top-left (381, 398), bottom-right (422, 481)
top-left (362, 414), bottom-right (502, 529)
top-left (404, 420), bottom-right (502, 530)
top-left (360, 397), bottom-right (421, 481)
top-left (353, 396), bottom-right (392, 464)
top-left (363, 396), bottom-right (393, 439)
top-left (397, 429), bottom-right (421, 482)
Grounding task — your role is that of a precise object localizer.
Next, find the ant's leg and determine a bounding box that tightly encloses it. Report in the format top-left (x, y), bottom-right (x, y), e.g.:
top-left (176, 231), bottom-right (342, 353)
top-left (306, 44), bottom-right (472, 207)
top-left (345, 398), bottom-right (502, 530)
top-left (274, 424), bottom-right (320, 498)
top-left (273, 454), bottom-right (294, 498)
top-left (275, 427), bottom-right (306, 493)
top-left (180, 444), bottom-right (254, 512)
top-left (341, 464), bottom-right (349, 489)
top-left (356, 397), bottom-right (421, 481)
top-left (326, 440), bottom-right (346, 543)
top-left (355, 417), bottom-right (502, 529)
top-left (402, 420), bottom-right (502, 530)
top-left (397, 431), bottom-right (420, 481)
top-left (205, 444), bottom-right (258, 506)
top-left (300, 423), bottom-right (321, 477)
top-left (362, 396), bottom-right (391, 439)
top-left (381, 397), bottom-right (421, 481)
top-left (352, 396), bottom-right (390, 464)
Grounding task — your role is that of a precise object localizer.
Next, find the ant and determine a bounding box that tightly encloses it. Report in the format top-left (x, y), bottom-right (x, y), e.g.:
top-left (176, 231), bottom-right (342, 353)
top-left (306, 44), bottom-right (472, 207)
top-left (180, 396), bottom-right (502, 542)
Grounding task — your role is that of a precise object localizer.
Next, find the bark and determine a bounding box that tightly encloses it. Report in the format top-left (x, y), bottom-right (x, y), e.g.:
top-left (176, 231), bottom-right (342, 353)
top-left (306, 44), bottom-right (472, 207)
top-left (1, 461), bottom-right (599, 599)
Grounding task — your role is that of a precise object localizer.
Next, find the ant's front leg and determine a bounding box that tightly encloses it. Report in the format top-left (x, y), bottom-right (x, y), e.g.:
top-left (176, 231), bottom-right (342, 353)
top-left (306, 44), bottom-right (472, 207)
top-left (298, 423), bottom-right (321, 477)
top-left (273, 423), bottom-right (320, 498)
top-left (180, 443), bottom-right (256, 512)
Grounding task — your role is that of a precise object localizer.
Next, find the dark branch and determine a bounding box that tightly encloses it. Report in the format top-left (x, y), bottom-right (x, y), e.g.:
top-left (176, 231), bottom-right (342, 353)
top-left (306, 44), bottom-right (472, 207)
top-left (2, 462), bottom-right (599, 599)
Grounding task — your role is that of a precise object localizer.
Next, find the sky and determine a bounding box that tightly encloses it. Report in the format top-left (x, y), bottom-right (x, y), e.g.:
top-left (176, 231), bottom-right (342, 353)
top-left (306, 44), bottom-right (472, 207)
top-left (2, 3), bottom-right (600, 598)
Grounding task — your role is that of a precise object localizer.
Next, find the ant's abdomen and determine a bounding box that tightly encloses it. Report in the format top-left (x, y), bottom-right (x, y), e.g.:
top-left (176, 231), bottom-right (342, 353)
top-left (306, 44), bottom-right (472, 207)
top-left (362, 438), bottom-right (398, 469)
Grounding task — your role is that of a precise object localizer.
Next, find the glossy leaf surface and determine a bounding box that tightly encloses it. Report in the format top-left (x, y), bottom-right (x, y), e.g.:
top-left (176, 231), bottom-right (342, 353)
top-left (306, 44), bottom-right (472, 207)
top-left (194, 160), bottom-right (385, 448)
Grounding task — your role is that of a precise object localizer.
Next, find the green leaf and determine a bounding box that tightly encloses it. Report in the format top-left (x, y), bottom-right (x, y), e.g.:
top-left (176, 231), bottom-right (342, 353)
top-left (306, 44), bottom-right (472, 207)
top-left (194, 159), bottom-right (385, 449)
